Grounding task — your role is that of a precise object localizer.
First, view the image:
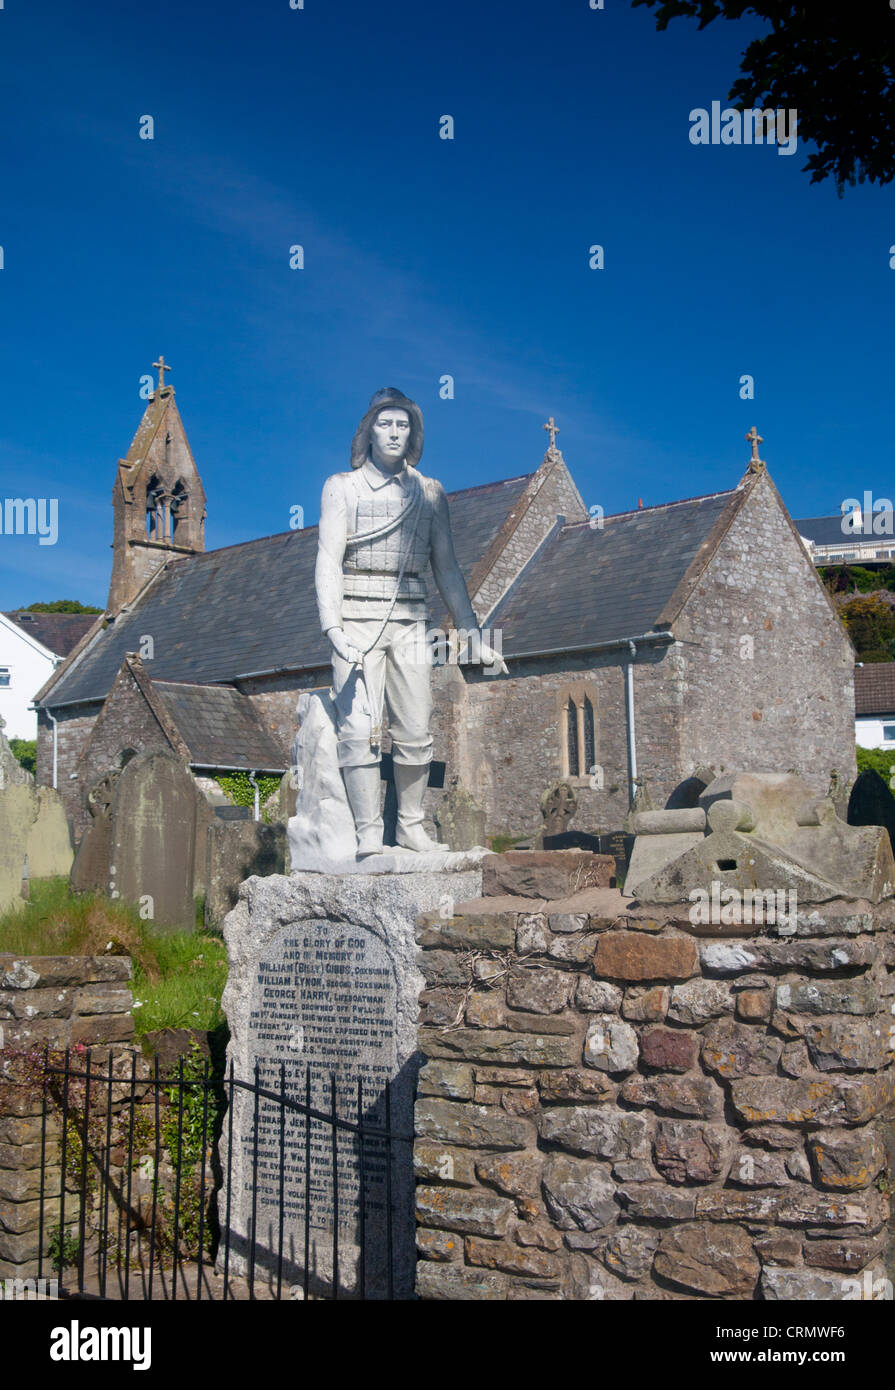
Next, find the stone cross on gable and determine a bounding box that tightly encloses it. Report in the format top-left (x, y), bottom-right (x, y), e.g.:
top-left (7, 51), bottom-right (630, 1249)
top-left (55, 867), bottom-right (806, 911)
top-left (543, 417), bottom-right (560, 453)
top-left (152, 356), bottom-right (173, 393)
top-left (746, 426), bottom-right (765, 469)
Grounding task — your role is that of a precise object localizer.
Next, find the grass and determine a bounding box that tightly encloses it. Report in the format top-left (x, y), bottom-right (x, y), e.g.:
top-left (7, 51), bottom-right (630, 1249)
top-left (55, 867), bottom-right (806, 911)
top-left (0, 878), bottom-right (228, 1040)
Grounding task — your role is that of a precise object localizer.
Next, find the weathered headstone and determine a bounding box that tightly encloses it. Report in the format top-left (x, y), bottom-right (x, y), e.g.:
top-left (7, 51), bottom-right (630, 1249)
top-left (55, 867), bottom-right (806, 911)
top-left (0, 717), bottom-right (31, 790)
top-left (220, 867), bottom-right (482, 1298)
top-left (536, 781), bottom-right (577, 848)
top-left (278, 768), bottom-right (298, 821)
top-left (70, 766), bottom-right (120, 893)
top-left (109, 750), bottom-right (198, 931)
top-left (204, 819), bottom-right (286, 927)
top-left (0, 764), bottom-right (72, 913)
top-left (434, 776), bottom-right (486, 851)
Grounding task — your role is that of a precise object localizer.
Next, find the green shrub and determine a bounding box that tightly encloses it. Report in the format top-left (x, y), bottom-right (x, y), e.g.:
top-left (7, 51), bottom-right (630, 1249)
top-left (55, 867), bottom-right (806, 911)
top-left (856, 746), bottom-right (895, 780)
top-left (214, 771), bottom-right (281, 823)
top-left (9, 738), bottom-right (36, 775)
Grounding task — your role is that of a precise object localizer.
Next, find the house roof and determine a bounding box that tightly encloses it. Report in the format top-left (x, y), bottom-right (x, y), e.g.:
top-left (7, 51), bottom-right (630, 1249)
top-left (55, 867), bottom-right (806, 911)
top-left (489, 489), bottom-right (742, 656)
top-left (4, 611), bottom-right (98, 658)
top-left (794, 517), bottom-right (856, 548)
top-left (37, 472), bottom-right (533, 708)
top-left (855, 663), bottom-right (895, 717)
top-left (153, 681), bottom-right (287, 770)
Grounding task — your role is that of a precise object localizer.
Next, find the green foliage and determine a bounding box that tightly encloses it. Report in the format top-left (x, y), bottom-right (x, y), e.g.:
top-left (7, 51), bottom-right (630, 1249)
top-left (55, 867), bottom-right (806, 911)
top-left (0, 879), bottom-right (227, 1039)
top-left (631, 1), bottom-right (895, 191)
top-left (9, 737), bottom-right (36, 774)
top-left (132, 934), bottom-right (228, 1037)
top-left (856, 746), bottom-right (895, 781)
top-left (488, 834), bottom-right (526, 854)
top-left (838, 594), bottom-right (895, 663)
top-left (215, 771), bottom-right (281, 823)
top-left (22, 599), bottom-right (102, 613)
top-left (821, 564), bottom-right (895, 596)
top-left (48, 1224), bottom-right (80, 1270)
top-left (157, 1043), bottom-right (223, 1258)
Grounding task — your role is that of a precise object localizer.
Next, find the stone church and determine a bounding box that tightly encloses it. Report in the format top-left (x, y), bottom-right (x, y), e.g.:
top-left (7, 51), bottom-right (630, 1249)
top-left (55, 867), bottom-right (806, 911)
top-left (35, 370), bottom-right (857, 845)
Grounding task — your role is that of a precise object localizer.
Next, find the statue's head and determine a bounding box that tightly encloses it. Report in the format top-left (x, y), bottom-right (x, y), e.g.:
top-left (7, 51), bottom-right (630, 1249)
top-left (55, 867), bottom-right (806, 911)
top-left (350, 388), bottom-right (424, 469)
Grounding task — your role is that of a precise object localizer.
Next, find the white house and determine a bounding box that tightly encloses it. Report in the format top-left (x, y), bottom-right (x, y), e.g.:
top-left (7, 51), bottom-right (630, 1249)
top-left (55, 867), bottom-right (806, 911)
top-left (854, 663), bottom-right (895, 751)
top-left (0, 611), bottom-right (96, 739)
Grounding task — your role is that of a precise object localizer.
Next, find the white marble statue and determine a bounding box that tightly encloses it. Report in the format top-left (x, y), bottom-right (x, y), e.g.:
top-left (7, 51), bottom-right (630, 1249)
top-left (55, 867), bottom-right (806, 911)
top-left (315, 387), bottom-right (506, 857)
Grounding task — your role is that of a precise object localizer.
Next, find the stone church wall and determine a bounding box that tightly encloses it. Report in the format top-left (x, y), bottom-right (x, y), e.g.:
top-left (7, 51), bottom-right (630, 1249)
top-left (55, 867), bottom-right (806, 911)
top-left (451, 646), bottom-right (686, 842)
top-left (36, 705), bottom-right (102, 843)
top-left (241, 670), bottom-right (327, 761)
top-left (675, 475), bottom-right (856, 800)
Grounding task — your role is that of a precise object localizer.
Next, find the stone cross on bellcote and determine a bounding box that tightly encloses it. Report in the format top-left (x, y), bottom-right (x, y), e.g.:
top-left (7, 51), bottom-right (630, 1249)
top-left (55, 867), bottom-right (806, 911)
top-left (152, 356), bottom-right (173, 396)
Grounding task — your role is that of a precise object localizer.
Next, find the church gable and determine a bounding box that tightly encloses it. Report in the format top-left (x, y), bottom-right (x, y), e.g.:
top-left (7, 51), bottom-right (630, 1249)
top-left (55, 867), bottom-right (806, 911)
top-left (672, 466), bottom-right (856, 795)
top-left (468, 448), bottom-right (589, 619)
top-left (73, 654), bottom-right (189, 837)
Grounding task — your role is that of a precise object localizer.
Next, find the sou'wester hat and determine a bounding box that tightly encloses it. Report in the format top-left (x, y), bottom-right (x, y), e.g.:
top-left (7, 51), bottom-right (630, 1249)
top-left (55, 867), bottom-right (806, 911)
top-left (350, 388), bottom-right (424, 469)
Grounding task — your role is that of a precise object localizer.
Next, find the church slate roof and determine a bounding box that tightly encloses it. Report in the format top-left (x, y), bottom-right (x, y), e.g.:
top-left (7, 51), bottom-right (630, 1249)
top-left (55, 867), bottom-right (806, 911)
top-left (38, 472), bottom-right (533, 708)
top-left (489, 490), bottom-right (741, 656)
top-left (153, 681), bottom-right (288, 770)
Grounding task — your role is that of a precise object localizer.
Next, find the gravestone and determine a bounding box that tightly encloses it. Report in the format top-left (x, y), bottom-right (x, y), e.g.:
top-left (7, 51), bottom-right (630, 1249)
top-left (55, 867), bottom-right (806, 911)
top-left (0, 717), bottom-right (31, 790)
top-left (0, 731), bottom-right (72, 910)
top-left (434, 776), bottom-right (486, 850)
top-left (109, 749), bottom-right (198, 931)
top-left (536, 781), bottom-right (577, 848)
top-left (204, 819), bottom-right (286, 927)
top-left (220, 866), bottom-right (483, 1298)
top-left (847, 768), bottom-right (895, 855)
top-left (71, 766), bottom-right (121, 893)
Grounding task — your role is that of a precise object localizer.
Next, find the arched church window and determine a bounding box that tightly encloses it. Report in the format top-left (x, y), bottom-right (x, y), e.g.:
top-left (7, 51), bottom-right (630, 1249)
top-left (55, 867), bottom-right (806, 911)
top-left (565, 698), bottom-right (579, 779)
top-left (145, 476), bottom-right (165, 540)
top-left (170, 481), bottom-right (189, 541)
top-left (582, 696), bottom-right (595, 773)
top-left (559, 684), bottom-right (599, 781)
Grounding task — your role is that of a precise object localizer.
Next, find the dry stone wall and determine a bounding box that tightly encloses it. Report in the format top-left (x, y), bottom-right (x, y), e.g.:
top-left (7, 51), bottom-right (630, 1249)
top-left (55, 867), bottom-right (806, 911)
top-left (413, 893), bottom-right (895, 1300)
top-left (0, 954), bottom-right (134, 1276)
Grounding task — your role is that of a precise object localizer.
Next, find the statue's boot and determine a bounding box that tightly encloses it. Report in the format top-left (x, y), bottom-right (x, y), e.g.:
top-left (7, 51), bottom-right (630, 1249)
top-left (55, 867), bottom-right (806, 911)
top-left (394, 762), bottom-right (441, 852)
top-left (342, 764), bottom-right (385, 858)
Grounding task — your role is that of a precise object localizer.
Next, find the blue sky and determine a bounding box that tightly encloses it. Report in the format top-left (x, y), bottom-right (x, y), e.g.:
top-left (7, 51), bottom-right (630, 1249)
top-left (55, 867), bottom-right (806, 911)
top-left (1, 0), bottom-right (893, 607)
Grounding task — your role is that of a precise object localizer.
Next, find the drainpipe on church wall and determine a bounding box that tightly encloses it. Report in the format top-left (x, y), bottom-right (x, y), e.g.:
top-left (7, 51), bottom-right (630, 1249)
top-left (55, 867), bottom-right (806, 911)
top-left (248, 769), bottom-right (260, 822)
top-left (46, 708), bottom-right (59, 789)
top-left (625, 642), bottom-right (638, 805)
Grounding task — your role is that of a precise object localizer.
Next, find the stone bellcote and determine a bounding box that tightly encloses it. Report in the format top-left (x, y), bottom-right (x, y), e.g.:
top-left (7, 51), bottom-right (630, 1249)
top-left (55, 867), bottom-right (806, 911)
top-left (107, 361), bottom-right (207, 612)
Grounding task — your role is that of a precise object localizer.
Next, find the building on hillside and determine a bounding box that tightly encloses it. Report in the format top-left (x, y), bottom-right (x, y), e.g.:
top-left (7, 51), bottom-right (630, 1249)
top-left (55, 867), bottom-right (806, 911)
top-left (854, 664), bottom-right (895, 750)
top-left (0, 610), bottom-right (96, 739)
top-left (34, 371), bottom-right (858, 845)
top-left (796, 515), bottom-right (895, 569)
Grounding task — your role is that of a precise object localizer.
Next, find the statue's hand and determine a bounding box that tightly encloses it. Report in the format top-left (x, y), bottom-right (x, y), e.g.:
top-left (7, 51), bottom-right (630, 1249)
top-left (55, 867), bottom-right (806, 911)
top-left (457, 630), bottom-right (508, 676)
top-left (327, 627), bottom-right (363, 666)
top-left (480, 639), bottom-right (509, 676)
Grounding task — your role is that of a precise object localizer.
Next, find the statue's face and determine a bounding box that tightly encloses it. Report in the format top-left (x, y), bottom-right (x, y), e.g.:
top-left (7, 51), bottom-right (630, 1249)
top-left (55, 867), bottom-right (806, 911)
top-left (369, 408), bottom-right (411, 471)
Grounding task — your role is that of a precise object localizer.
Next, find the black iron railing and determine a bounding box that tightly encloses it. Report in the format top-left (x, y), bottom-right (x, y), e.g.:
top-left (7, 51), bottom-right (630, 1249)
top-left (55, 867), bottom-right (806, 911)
top-left (36, 1048), bottom-right (410, 1301)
